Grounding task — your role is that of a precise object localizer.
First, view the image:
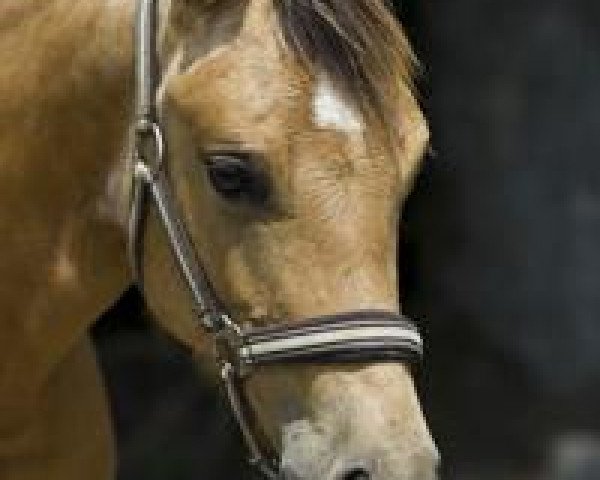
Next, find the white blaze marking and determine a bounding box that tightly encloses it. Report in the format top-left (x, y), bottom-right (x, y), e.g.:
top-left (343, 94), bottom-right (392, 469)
top-left (312, 74), bottom-right (364, 133)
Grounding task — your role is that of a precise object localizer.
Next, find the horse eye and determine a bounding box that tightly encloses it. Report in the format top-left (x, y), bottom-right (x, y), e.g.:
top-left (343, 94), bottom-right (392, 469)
top-left (203, 152), bottom-right (270, 206)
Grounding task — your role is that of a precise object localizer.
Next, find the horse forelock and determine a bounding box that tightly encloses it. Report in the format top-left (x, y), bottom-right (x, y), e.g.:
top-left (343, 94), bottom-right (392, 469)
top-left (273, 0), bottom-right (417, 140)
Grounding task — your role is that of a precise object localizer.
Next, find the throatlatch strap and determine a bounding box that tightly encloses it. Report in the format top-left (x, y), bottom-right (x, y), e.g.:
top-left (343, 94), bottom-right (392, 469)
top-left (239, 310), bottom-right (423, 367)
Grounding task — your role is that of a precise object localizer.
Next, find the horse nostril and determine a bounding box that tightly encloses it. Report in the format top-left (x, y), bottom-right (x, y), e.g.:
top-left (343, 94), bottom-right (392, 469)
top-left (337, 466), bottom-right (371, 480)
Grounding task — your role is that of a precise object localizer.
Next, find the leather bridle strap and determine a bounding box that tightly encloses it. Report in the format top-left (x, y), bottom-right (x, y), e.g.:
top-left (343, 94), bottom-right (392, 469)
top-left (130, 3), bottom-right (280, 477)
top-left (129, 0), bottom-right (226, 332)
top-left (130, 161), bottom-right (226, 330)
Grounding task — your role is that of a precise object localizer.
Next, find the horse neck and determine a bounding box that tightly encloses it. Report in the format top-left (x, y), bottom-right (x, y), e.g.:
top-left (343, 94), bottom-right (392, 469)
top-left (0, 0), bottom-right (147, 385)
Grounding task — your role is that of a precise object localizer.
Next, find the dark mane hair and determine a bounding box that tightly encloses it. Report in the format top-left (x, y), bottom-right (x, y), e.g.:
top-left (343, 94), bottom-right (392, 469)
top-left (274, 0), bottom-right (417, 131)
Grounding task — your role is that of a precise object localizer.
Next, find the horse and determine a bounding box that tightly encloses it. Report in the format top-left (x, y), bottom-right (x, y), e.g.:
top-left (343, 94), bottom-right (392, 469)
top-left (0, 1), bottom-right (437, 479)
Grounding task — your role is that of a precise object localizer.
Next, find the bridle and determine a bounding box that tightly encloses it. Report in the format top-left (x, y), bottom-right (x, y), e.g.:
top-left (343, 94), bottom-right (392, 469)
top-left (128, 1), bottom-right (423, 478)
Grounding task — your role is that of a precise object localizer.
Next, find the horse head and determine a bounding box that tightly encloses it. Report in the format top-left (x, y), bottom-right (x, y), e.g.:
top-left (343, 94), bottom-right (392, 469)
top-left (137, 0), bottom-right (437, 478)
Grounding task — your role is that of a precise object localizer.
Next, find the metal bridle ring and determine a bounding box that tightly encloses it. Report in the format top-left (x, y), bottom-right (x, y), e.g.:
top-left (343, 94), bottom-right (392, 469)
top-left (134, 119), bottom-right (165, 171)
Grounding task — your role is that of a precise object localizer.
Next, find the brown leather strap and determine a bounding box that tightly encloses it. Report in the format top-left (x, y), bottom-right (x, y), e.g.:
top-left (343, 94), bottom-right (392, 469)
top-left (239, 310), bottom-right (422, 368)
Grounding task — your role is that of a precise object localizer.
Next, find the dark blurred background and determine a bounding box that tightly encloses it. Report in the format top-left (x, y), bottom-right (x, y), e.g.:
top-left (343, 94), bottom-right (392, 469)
top-left (92, 1), bottom-right (600, 479)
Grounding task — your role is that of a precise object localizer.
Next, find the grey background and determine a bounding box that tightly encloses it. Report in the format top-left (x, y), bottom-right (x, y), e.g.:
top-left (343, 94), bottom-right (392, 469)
top-left (92, 1), bottom-right (600, 478)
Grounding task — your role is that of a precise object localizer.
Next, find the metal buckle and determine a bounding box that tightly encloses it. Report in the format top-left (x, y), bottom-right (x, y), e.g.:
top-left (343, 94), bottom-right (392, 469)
top-left (214, 314), bottom-right (251, 375)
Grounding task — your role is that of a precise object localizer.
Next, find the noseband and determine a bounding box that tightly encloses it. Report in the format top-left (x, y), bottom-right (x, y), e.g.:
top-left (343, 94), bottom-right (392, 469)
top-left (128, 1), bottom-right (423, 478)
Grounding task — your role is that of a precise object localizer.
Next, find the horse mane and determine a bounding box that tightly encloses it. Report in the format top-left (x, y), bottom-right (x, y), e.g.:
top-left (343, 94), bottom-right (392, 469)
top-left (274, 0), bottom-right (417, 130)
